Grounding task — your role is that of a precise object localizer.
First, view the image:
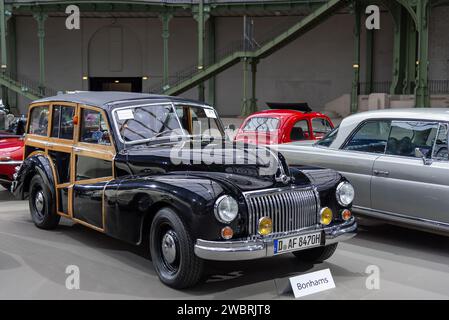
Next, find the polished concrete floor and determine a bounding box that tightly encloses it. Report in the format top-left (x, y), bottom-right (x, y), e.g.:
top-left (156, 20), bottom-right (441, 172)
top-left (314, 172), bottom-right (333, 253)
top-left (1, 186), bottom-right (449, 300)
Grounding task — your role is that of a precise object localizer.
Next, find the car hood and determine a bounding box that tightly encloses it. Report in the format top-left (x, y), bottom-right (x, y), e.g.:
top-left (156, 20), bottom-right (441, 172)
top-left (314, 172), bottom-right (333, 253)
top-left (116, 138), bottom-right (312, 191)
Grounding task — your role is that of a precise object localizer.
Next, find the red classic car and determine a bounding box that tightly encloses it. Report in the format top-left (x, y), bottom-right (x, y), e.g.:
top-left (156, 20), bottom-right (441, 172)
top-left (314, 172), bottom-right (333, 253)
top-left (0, 117), bottom-right (25, 190)
top-left (235, 103), bottom-right (334, 145)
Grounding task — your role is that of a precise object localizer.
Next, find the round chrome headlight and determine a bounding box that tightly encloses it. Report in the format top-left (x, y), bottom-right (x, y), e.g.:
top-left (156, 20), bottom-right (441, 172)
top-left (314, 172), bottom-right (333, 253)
top-left (214, 195), bottom-right (239, 223)
top-left (336, 181), bottom-right (355, 207)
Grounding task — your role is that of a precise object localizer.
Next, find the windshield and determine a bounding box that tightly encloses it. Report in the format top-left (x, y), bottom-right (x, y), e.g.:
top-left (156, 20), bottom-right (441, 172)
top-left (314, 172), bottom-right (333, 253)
top-left (316, 125), bottom-right (339, 147)
top-left (242, 117), bottom-right (280, 132)
top-left (114, 103), bottom-right (224, 144)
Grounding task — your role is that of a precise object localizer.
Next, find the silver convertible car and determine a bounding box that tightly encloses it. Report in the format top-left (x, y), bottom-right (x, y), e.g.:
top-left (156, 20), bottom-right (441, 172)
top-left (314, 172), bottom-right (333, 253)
top-left (277, 109), bottom-right (449, 235)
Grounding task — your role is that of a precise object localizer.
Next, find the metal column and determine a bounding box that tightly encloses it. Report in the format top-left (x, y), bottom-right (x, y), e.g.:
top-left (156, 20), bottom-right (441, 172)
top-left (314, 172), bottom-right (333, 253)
top-left (207, 17), bottom-right (216, 106)
top-left (7, 15), bottom-right (17, 114)
top-left (0, 0), bottom-right (6, 70)
top-left (249, 59), bottom-right (258, 115)
top-left (196, 0), bottom-right (206, 102)
top-left (390, 5), bottom-right (404, 95)
top-left (415, 0), bottom-right (430, 108)
top-left (350, 1), bottom-right (361, 114)
top-left (241, 57), bottom-right (257, 117)
top-left (404, 16), bottom-right (417, 95)
top-left (34, 12), bottom-right (47, 97)
top-left (241, 57), bottom-right (250, 116)
top-left (0, 0), bottom-right (7, 109)
top-left (365, 29), bottom-right (374, 95)
top-left (160, 13), bottom-right (172, 90)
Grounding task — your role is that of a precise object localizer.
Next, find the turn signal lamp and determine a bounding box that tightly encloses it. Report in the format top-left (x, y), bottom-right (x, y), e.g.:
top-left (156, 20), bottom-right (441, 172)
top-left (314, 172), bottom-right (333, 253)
top-left (258, 217), bottom-right (273, 236)
top-left (341, 209), bottom-right (352, 221)
top-left (320, 207), bottom-right (333, 226)
top-left (221, 226), bottom-right (234, 240)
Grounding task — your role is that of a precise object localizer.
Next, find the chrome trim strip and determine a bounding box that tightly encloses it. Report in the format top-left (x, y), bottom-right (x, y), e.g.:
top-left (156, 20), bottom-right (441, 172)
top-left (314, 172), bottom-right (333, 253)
top-left (194, 217), bottom-right (357, 261)
top-left (242, 184), bottom-right (300, 196)
top-left (353, 205), bottom-right (449, 232)
top-left (0, 160), bottom-right (23, 165)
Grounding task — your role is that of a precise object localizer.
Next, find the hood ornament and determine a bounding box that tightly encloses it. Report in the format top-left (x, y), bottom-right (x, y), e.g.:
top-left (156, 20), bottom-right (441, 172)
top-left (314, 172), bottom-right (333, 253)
top-left (265, 147), bottom-right (291, 185)
top-left (275, 170), bottom-right (291, 184)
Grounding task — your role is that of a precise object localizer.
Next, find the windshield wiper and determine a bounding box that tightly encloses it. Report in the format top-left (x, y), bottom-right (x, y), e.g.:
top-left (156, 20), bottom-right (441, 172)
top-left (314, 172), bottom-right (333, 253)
top-left (142, 131), bottom-right (182, 145)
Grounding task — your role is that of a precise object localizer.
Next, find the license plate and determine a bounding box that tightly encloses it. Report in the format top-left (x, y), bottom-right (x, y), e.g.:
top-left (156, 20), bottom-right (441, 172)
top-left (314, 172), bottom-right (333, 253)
top-left (273, 232), bottom-right (322, 255)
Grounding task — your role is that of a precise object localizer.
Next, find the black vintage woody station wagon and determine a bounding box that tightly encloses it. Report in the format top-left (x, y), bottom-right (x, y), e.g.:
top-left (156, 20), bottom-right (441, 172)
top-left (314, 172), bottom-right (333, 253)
top-left (13, 92), bottom-right (357, 288)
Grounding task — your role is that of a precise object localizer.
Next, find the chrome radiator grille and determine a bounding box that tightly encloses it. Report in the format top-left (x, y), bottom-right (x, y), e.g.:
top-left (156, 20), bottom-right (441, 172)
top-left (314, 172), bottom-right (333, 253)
top-left (244, 186), bottom-right (319, 235)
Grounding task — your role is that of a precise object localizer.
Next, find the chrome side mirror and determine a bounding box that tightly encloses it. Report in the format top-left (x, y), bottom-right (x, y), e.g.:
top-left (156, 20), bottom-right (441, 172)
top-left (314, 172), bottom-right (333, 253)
top-left (415, 148), bottom-right (433, 166)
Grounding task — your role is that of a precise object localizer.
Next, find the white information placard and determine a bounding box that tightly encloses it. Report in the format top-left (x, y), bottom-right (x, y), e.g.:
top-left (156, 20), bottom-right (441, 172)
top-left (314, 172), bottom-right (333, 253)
top-left (204, 109), bottom-right (217, 118)
top-left (289, 268), bottom-right (335, 298)
top-left (116, 109), bottom-right (134, 120)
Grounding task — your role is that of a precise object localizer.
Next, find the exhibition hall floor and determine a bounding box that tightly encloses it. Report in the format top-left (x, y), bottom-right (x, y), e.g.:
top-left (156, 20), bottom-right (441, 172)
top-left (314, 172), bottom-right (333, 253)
top-left (0, 187), bottom-right (448, 300)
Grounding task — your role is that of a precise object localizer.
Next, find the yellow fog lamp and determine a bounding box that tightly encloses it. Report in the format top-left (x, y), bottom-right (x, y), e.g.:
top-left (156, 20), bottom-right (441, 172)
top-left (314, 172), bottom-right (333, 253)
top-left (320, 207), bottom-right (333, 226)
top-left (258, 217), bottom-right (273, 236)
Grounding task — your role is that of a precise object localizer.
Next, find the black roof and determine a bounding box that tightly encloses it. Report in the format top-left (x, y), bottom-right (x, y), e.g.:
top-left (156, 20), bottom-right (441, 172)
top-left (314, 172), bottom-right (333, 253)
top-left (33, 91), bottom-right (208, 110)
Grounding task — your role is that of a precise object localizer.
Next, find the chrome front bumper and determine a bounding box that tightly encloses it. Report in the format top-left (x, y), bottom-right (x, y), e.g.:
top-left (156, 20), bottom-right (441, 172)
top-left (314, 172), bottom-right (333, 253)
top-left (194, 217), bottom-right (357, 261)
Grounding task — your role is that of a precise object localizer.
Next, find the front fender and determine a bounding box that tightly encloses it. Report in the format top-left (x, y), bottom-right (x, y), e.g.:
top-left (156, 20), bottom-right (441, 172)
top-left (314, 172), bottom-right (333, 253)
top-left (293, 166), bottom-right (351, 216)
top-left (13, 153), bottom-right (56, 200)
top-left (106, 174), bottom-right (247, 245)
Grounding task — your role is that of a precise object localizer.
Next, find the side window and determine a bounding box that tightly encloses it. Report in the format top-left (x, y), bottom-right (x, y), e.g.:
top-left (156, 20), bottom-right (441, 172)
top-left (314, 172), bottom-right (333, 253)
top-left (51, 105), bottom-right (75, 140)
top-left (386, 121), bottom-right (439, 158)
top-left (28, 106), bottom-right (49, 136)
top-left (80, 109), bottom-right (111, 145)
top-left (312, 118), bottom-right (332, 137)
top-left (290, 120), bottom-right (309, 141)
top-left (433, 124), bottom-right (448, 160)
top-left (344, 120), bottom-right (391, 153)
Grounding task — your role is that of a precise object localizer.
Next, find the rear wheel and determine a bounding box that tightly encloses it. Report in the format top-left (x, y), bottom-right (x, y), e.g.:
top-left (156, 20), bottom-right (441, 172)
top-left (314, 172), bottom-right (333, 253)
top-left (292, 243), bottom-right (338, 262)
top-left (29, 175), bottom-right (60, 229)
top-left (150, 207), bottom-right (204, 289)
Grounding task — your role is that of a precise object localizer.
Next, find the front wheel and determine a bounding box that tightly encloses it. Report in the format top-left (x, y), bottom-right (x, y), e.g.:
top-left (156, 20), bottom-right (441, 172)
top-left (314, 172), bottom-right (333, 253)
top-left (149, 207), bottom-right (204, 289)
top-left (29, 175), bottom-right (60, 229)
top-left (292, 243), bottom-right (338, 262)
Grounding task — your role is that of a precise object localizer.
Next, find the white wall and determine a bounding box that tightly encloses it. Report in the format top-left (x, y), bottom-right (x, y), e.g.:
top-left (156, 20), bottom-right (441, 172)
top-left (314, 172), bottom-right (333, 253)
top-left (430, 6), bottom-right (449, 80)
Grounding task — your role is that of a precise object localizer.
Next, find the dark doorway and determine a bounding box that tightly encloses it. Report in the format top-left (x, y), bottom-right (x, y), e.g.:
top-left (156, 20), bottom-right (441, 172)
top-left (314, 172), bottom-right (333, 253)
top-left (89, 77), bottom-right (142, 92)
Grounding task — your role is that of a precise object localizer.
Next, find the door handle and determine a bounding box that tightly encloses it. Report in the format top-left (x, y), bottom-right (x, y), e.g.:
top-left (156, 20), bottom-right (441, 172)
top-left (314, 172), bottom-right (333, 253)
top-left (373, 170), bottom-right (390, 176)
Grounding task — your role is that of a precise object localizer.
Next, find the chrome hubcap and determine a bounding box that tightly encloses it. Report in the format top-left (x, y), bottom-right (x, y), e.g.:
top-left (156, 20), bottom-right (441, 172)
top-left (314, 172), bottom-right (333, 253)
top-left (35, 191), bottom-right (44, 214)
top-left (161, 231), bottom-right (177, 264)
